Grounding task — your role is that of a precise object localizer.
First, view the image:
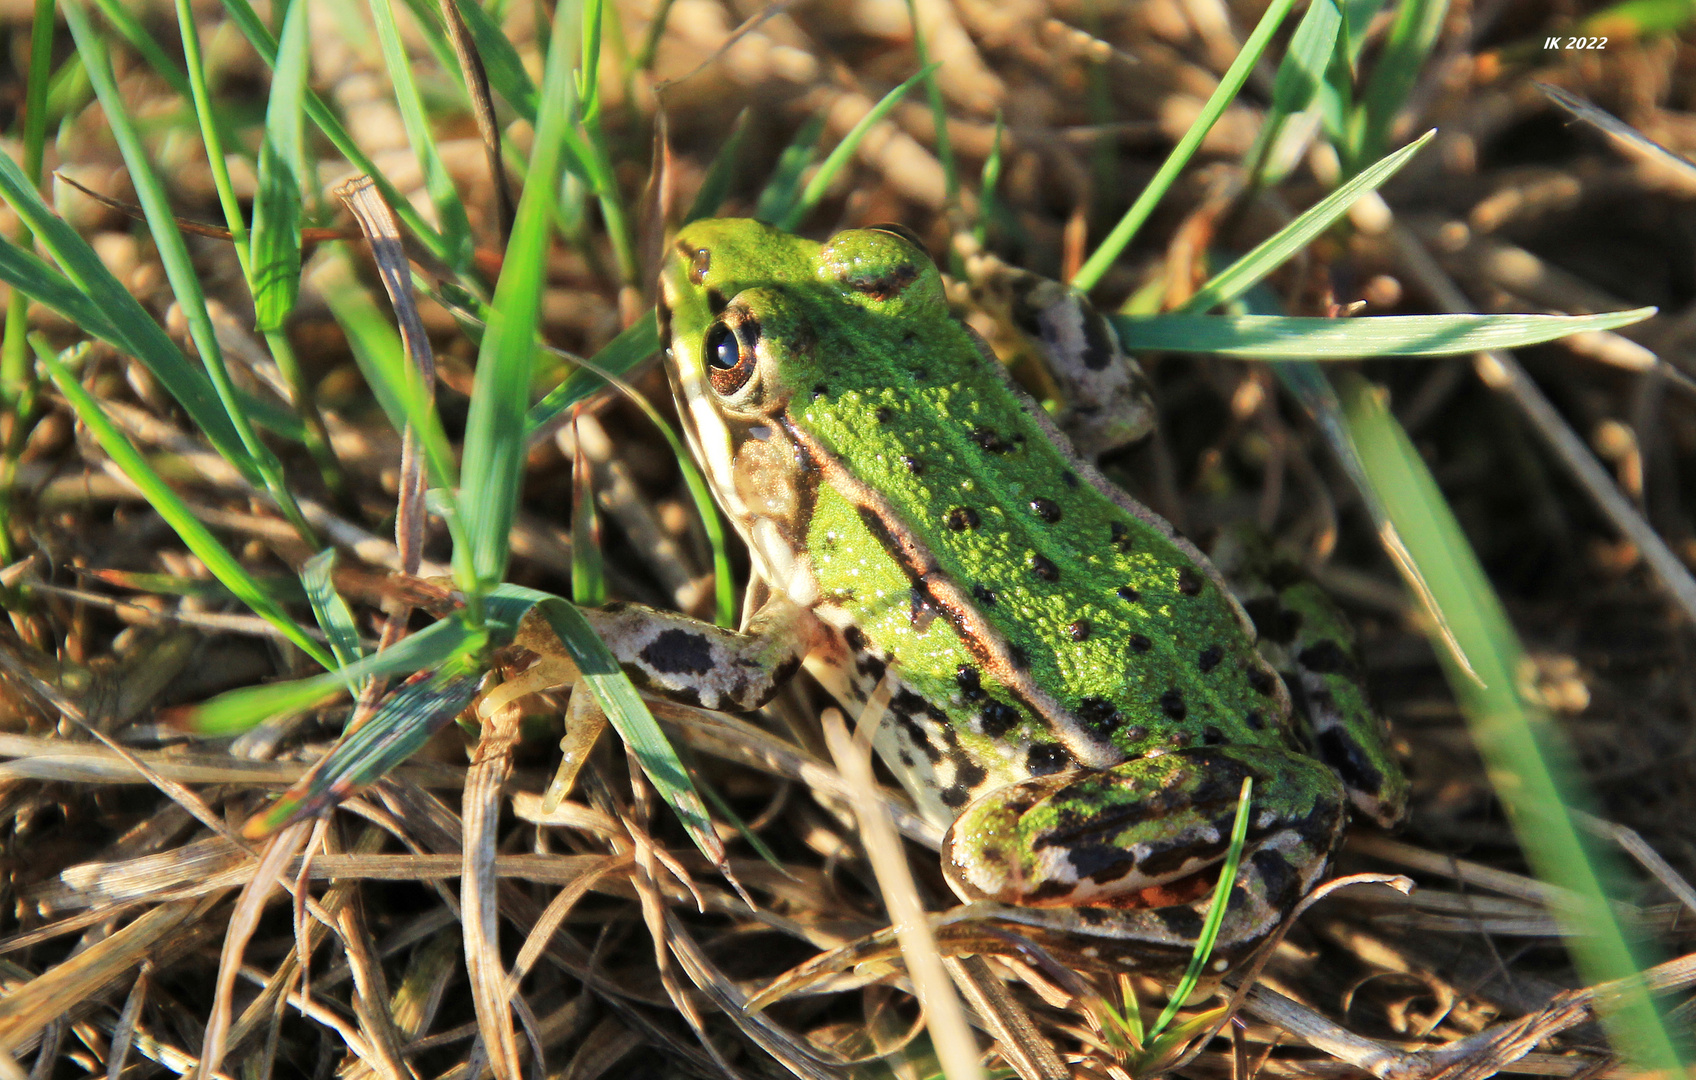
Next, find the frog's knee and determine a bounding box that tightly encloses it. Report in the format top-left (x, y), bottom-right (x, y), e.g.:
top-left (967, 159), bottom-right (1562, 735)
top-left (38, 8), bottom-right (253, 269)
top-left (941, 746), bottom-right (1346, 911)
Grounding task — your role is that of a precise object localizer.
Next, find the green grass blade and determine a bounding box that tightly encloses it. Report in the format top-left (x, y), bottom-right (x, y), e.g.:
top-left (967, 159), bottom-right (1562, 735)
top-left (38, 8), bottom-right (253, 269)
top-left (521, 592), bottom-right (726, 872)
top-left (318, 254), bottom-right (459, 492)
top-left (1146, 777), bottom-right (1252, 1042)
top-left (37, 339), bottom-right (332, 670)
top-left (1245, 0), bottom-right (1342, 184)
top-left (250, 0), bottom-right (309, 331)
top-left (392, 0), bottom-right (464, 81)
top-left (779, 64), bottom-right (938, 232)
top-left (905, 0), bottom-right (958, 207)
top-left (90, 0), bottom-right (195, 102)
top-left (300, 549), bottom-right (366, 671)
top-left (246, 652), bottom-right (485, 836)
top-left (459, 4), bottom-right (579, 592)
top-left (1072, 0), bottom-right (1301, 292)
top-left (1109, 308), bottom-right (1655, 358)
top-left (1185, 130), bottom-right (1433, 314)
top-left (187, 613), bottom-right (480, 734)
top-left (215, 0), bottom-right (452, 266)
top-left (65, 0), bottom-right (314, 540)
top-left (753, 113), bottom-right (826, 227)
top-left (1338, 375), bottom-right (1685, 1075)
top-left (533, 333), bottom-right (735, 627)
top-left (44, 52), bottom-right (90, 122)
top-left (1, 0), bottom-right (56, 415)
top-left (685, 108), bottom-right (751, 224)
top-left (974, 112), bottom-right (1006, 249)
top-left (0, 210), bottom-right (307, 453)
top-left (0, 169), bottom-right (254, 477)
top-left (368, 0), bottom-right (475, 270)
top-left (577, 0), bottom-right (604, 121)
top-left (525, 315), bottom-right (659, 432)
top-left (1350, 0), bottom-right (1447, 169)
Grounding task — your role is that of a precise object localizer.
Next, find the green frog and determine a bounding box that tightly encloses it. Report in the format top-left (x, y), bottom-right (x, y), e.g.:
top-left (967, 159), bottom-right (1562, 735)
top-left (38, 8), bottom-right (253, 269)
top-left (593, 218), bottom-right (1405, 972)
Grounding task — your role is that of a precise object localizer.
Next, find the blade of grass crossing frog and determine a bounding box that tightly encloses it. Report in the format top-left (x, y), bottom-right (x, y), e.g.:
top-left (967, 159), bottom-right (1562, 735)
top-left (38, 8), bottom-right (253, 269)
top-left (66, 3), bottom-right (315, 541)
top-left (1072, 0), bottom-right (1300, 292)
top-left (1183, 130), bottom-right (1434, 314)
top-left (215, 0), bottom-right (451, 266)
top-left (1243, 0), bottom-right (1343, 187)
top-left (0, 165), bottom-right (255, 478)
top-left (781, 64), bottom-right (939, 232)
top-left (1147, 777), bottom-right (1253, 1043)
top-left (301, 550), bottom-right (367, 671)
top-left (459, 2), bottom-right (579, 593)
top-left (752, 113), bottom-right (826, 227)
top-left (35, 340), bottom-right (335, 670)
top-left (684, 109), bottom-right (752, 224)
top-left (1221, 280), bottom-right (1484, 680)
top-left (244, 652), bottom-right (487, 838)
top-left (368, 0), bottom-right (475, 272)
top-left (1108, 308), bottom-right (1656, 358)
top-left (528, 595), bottom-right (732, 883)
top-left (249, 0), bottom-right (308, 331)
top-left (188, 613), bottom-right (481, 734)
top-left (1338, 377), bottom-right (1687, 1076)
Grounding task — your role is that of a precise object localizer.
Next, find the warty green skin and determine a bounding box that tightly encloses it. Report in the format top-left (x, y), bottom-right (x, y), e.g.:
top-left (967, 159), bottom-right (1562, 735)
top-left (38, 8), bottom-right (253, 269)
top-left (653, 218), bottom-right (1397, 966)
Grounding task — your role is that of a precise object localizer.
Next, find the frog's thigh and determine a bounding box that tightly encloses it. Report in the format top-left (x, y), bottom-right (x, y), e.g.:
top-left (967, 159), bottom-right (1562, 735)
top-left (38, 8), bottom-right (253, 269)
top-left (943, 745), bottom-right (1346, 917)
top-left (581, 594), bottom-right (809, 712)
top-left (1212, 528), bottom-right (1410, 828)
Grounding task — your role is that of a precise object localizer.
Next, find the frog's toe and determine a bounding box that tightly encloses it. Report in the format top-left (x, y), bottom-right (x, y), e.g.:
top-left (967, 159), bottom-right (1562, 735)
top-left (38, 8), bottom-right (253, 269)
top-left (941, 746), bottom-right (1347, 915)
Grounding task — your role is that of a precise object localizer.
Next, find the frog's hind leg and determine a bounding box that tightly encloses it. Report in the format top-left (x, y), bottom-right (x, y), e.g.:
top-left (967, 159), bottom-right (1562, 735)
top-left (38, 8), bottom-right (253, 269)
top-left (941, 744), bottom-right (1348, 957)
top-left (960, 247), bottom-right (1157, 459)
top-left (1212, 526), bottom-right (1410, 828)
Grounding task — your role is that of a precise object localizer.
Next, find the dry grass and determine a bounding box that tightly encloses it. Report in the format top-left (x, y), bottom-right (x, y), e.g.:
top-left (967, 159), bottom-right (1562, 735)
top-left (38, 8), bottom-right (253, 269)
top-left (0, 0), bottom-right (1694, 1077)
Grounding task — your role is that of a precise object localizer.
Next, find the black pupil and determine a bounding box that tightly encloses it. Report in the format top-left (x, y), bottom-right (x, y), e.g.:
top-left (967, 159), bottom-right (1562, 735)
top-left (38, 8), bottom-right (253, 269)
top-left (708, 325), bottom-right (740, 370)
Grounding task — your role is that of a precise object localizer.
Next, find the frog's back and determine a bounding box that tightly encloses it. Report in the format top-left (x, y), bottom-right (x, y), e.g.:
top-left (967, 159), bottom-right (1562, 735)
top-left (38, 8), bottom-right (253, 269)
top-left (769, 229), bottom-right (1297, 788)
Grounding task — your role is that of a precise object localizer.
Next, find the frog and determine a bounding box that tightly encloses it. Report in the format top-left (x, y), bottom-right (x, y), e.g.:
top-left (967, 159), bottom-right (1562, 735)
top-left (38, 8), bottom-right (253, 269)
top-left (589, 217), bottom-right (1407, 973)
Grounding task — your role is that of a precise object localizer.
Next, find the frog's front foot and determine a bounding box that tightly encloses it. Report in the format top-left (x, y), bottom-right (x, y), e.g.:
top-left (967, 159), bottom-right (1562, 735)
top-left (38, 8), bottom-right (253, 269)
top-left (941, 746), bottom-right (1347, 955)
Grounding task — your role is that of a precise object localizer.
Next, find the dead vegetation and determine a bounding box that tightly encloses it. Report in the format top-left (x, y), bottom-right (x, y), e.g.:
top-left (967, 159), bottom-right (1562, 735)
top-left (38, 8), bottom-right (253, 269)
top-left (0, 0), bottom-right (1694, 1077)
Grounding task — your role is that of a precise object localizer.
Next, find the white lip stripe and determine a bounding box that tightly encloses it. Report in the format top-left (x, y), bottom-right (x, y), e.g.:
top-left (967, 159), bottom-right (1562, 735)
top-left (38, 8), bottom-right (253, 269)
top-left (684, 384), bottom-right (749, 520)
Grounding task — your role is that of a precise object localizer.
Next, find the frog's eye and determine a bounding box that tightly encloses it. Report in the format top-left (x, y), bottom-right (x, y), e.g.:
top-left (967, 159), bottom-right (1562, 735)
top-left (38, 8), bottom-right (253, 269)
top-left (865, 222), bottom-right (926, 250)
top-left (704, 319), bottom-right (758, 396)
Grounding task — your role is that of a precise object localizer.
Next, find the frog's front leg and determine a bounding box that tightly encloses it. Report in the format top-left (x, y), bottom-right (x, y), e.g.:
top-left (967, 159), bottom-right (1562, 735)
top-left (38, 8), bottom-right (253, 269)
top-left (941, 746), bottom-right (1347, 953)
top-left (505, 591), bottom-right (813, 713)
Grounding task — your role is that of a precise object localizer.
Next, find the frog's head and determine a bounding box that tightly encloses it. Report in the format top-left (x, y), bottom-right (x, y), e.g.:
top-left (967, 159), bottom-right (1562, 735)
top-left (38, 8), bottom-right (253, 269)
top-left (658, 218), bottom-right (949, 598)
